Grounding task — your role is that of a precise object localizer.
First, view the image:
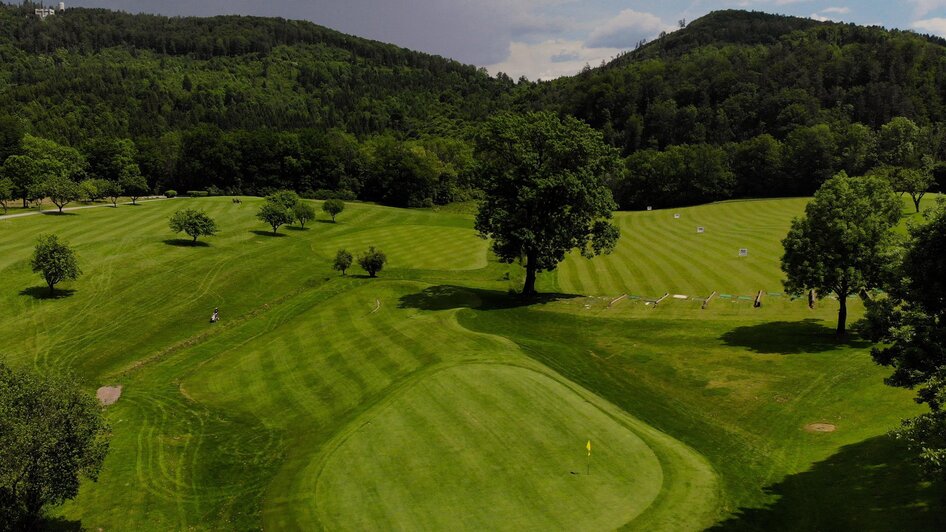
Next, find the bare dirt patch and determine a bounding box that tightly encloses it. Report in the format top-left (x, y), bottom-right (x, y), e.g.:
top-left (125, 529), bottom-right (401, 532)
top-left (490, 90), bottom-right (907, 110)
top-left (96, 385), bottom-right (123, 406)
top-left (804, 422), bottom-right (837, 433)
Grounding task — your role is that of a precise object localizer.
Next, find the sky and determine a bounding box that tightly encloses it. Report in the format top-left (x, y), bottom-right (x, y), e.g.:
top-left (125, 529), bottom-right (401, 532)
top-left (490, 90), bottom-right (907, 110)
top-left (61, 1), bottom-right (946, 80)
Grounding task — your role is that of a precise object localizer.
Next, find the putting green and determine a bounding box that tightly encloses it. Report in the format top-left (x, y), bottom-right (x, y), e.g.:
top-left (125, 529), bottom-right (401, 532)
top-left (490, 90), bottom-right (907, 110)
top-left (312, 364), bottom-right (717, 531)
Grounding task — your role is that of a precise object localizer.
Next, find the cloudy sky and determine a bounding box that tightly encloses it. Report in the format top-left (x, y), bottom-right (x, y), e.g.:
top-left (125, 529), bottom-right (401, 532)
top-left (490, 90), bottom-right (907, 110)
top-left (65, 1), bottom-right (946, 79)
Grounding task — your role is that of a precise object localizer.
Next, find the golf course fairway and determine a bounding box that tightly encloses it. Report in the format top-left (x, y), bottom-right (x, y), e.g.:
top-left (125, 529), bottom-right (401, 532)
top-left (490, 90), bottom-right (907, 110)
top-left (0, 196), bottom-right (942, 530)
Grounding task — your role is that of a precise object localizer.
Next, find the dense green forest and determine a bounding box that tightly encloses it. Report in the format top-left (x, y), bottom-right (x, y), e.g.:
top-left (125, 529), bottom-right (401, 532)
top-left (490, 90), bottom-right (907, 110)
top-left (1, 4), bottom-right (945, 208)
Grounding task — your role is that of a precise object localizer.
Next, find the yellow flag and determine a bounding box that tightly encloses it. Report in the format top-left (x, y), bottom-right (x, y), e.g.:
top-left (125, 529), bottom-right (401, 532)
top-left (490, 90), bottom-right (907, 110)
top-left (586, 440), bottom-right (592, 456)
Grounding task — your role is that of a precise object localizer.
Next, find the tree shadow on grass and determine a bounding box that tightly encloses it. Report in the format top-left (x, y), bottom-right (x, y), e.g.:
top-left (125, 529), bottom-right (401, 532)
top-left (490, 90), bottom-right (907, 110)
top-left (19, 286), bottom-right (76, 300)
top-left (711, 435), bottom-right (946, 531)
top-left (398, 285), bottom-right (580, 312)
top-left (41, 517), bottom-right (83, 531)
top-left (249, 230), bottom-right (287, 237)
top-left (720, 319), bottom-right (870, 354)
top-left (40, 211), bottom-right (78, 216)
top-left (163, 238), bottom-right (210, 247)
top-left (316, 219), bottom-right (337, 224)
top-left (286, 226), bottom-right (309, 231)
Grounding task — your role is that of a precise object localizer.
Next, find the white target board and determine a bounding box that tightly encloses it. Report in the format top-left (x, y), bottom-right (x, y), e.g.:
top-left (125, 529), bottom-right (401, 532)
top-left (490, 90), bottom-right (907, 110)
top-left (647, 206), bottom-right (653, 211)
top-left (674, 213), bottom-right (681, 219)
top-left (697, 226), bottom-right (705, 233)
top-left (738, 248), bottom-right (749, 257)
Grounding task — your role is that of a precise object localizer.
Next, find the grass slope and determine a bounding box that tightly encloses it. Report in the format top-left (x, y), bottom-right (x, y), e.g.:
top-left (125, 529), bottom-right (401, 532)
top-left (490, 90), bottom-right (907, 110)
top-left (0, 195), bottom-right (942, 530)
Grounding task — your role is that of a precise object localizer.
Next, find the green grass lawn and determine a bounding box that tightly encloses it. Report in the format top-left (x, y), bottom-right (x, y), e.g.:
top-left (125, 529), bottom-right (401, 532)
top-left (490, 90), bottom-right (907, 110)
top-left (0, 195), bottom-right (942, 530)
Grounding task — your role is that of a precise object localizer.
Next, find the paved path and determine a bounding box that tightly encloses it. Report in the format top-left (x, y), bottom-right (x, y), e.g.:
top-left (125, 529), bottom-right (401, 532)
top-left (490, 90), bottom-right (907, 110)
top-left (0, 197), bottom-right (174, 221)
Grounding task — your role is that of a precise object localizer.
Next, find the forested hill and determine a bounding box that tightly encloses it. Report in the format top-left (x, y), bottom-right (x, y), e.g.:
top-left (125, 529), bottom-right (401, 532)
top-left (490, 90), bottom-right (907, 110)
top-left (527, 10), bottom-right (946, 207)
top-left (0, 3), bottom-right (510, 140)
top-left (2, 6), bottom-right (946, 208)
top-left (534, 9), bottom-right (946, 151)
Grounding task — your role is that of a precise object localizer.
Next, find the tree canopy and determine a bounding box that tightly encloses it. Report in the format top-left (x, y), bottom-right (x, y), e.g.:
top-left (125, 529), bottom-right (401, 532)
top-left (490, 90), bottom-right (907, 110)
top-left (169, 209), bottom-right (218, 243)
top-left (30, 234), bottom-right (82, 294)
top-left (0, 363), bottom-right (109, 529)
top-left (474, 112), bottom-right (620, 295)
top-left (862, 203), bottom-right (946, 480)
top-left (781, 173), bottom-right (901, 335)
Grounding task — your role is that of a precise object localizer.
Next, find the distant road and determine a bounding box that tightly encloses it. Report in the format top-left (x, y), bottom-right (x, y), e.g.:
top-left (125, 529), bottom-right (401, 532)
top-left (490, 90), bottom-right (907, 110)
top-left (0, 197), bottom-right (174, 221)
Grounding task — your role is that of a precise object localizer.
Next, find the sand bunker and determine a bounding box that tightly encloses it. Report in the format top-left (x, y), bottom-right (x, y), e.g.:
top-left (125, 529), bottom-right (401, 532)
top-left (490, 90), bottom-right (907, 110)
top-left (96, 385), bottom-right (123, 406)
top-left (804, 422), bottom-right (837, 433)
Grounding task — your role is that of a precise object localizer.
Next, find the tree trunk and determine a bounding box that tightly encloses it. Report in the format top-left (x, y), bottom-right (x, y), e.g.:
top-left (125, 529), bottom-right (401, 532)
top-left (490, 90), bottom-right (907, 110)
top-left (192, 234), bottom-right (198, 243)
top-left (522, 251), bottom-right (537, 296)
top-left (836, 294), bottom-right (847, 337)
top-left (913, 194), bottom-right (922, 213)
top-left (48, 281), bottom-right (55, 295)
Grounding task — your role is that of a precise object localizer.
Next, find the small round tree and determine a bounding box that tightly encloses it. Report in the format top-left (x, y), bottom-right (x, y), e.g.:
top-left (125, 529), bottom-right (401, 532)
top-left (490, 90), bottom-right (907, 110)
top-left (169, 208), bottom-right (218, 243)
top-left (120, 174), bottom-right (149, 205)
top-left (333, 249), bottom-right (353, 275)
top-left (359, 247), bottom-right (387, 277)
top-left (35, 174), bottom-right (81, 214)
top-left (256, 202), bottom-right (293, 235)
top-left (0, 363), bottom-right (110, 529)
top-left (30, 234), bottom-right (82, 295)
top-left (101, 180), bottom-right (122, 207)
top-left (322, 199), bottom-right (345, 222)
top-left (293, 201), bottom-right (316, 228)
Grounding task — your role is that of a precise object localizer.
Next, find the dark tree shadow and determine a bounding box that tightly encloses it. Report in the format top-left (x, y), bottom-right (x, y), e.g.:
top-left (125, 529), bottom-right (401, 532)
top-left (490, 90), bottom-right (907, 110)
top-left (720, 319), bottom-right (870, 354)
top-left (398, 285), bottom-right (580, 312)
top-left (286, 226), bottom-right (309, 231)
top-left (40, 211), bottom-right (78, 216)
top-left (163, 238), bottom-right (210, 247)
top-left (316, 219), bottom-right (337, 224)
top-left (712, 435), bottom-right (946, 531)
top-left (19, 286), bottom-right (76, 300)
top-left (41, 517), bottom-right (83, 531)
top-left (250, 230), bottom-right (287, 237)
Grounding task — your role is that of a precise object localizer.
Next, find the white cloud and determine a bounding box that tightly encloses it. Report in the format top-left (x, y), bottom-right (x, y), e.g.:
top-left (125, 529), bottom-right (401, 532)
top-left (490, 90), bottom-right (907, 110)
top-left (910, 0), bottom-right (946, 17)
top-left (811, 6), bottom-right (850, 22)
top-left (586, 9), bottom-right (671, 49)
top-left (913, 16), bottom-right (946, 36)
top-left (487, 39), bottom-right (624, 80)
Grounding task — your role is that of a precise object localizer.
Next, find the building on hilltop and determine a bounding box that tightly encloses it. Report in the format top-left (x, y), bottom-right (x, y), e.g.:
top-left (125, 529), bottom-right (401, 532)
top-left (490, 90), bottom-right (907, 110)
top-left (34, 2), bottom-right (65, 20)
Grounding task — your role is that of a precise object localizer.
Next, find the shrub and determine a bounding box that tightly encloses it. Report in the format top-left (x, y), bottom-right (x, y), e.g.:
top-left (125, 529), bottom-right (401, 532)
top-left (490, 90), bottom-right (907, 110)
top-left (358, 246), bottom-right (387, 277)
top-left (164, 189), bottom-right (178, 198)
top-left (187, 190), bottom-right (209, 197)
top-left (333, 249), bottom-right (353, 275)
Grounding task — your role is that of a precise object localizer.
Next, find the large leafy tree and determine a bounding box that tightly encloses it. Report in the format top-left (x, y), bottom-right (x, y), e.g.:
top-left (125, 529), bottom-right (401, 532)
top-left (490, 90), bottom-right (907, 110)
top-left (34, 174), bottom-right (81, 214)
top-left (169, 209), bottom-right (218, 243)
top-left (0, 363), bottom-right (109, 529)
top-left (862, 203), bottom-right (946, 480)
top-left (473, 112), bottom-right (620, 296)
top-left (256, 202), bottom-right (293, 235)
top-left (30, 234), bottom-right (82, 295)
top-left (781, 172), bottom-right (901, 336)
